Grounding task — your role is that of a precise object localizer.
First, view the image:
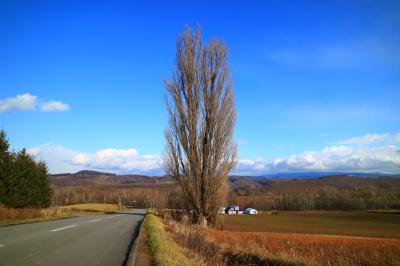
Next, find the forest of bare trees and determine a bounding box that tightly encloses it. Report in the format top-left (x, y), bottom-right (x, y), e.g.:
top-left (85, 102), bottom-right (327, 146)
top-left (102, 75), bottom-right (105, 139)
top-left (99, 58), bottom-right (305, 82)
top-left (51, 185), bottom-right (400, 212)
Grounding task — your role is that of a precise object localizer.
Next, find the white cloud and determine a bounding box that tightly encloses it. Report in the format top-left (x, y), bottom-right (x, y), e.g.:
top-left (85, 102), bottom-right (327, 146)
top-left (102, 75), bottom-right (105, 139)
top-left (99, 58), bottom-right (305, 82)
top-left (0, 93), bottom-right (69, 113)
top-left (237, 158), bottom-right (271, 173)
top-left (71, 153), bottom-right (88, 165)
top-left (28, 143), bottom-right (162, 175)
top-left (394, 133), bottom-right (400, 144)
top-left (235, 145), bottom-right (400, 175)
top-left (27, 143), bottom-right (83, 174)
top-left (40, 101), bottom-right (69, 112)
top-left (70, 148), bottom-right (159, 172)
top-left (0, 93), bottom-right (37, 112)
top-left (27, 133), bottom-right (400, 176)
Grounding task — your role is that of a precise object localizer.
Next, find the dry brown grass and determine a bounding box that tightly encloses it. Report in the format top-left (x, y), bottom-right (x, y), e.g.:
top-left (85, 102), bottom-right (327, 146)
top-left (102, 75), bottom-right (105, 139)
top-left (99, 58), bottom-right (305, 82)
top-left (203, 229), bottom-right (400, 266)
top-left (58, 203), bottom-right (125, 213)
top-left (219, 211), bottom-right (400, 239)
top-left (0, 204), bottom-right (70, 224)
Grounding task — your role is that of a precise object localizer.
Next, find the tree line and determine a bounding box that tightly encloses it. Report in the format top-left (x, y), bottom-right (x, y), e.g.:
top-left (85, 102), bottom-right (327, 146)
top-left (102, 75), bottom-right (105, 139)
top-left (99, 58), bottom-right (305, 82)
top-left (51, 184), bottom-right (400, 212)
top-left (232, 188), bottom-right (400, 211)
top-left (53, 186), bottom-right (183, 209)
top-left (0, 130), bottom-right (53, 208)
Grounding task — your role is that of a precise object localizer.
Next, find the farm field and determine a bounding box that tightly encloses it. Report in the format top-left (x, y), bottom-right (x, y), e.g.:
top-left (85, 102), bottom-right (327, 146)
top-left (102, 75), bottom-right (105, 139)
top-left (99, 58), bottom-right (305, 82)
top-left (203, 228), bottom-right (400, 265)
top-left (164, 211), bottom-right (400, 266)
top-left (218, 211), bottom-right (400, 239)
top-left (58, 203), bottom-right (125, 213)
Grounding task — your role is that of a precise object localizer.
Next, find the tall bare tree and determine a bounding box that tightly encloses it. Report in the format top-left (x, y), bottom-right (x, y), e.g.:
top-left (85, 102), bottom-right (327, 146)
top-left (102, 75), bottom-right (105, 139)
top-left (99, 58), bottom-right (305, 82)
top-left (164, 26), bottom-right (237, 225)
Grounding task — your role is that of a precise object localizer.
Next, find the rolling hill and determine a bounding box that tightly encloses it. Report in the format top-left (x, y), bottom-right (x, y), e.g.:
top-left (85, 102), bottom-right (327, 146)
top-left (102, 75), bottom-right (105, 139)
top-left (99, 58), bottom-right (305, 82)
top-left (51, 170), bottom-right (175, 188)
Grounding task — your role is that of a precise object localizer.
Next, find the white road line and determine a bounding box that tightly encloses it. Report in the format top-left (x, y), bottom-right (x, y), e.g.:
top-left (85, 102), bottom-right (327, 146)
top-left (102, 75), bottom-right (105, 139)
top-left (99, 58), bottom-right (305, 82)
top-left (116, 214), bottom-right (122, 217)
top-left (0, 244), bottom-right (5, 248)
top-left (105, 216), bottom-right (115, 219)
top-left (50, 225), bottom-right (77, 232)
top-left (89, 218), bottom-right (104, 223)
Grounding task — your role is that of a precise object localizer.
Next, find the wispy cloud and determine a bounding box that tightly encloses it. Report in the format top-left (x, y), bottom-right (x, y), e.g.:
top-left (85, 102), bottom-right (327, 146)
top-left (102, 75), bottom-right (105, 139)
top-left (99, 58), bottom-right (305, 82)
top-left (0, 93), bottom-right (70, 113)
top-left (279, 103), bottom-right (400, 127)
top-left (267, 37), bottom-right (400, 69)
top-left (40, 101), bottom-right (70, 112)
top-left (335, 133), bottom-right (389, 145)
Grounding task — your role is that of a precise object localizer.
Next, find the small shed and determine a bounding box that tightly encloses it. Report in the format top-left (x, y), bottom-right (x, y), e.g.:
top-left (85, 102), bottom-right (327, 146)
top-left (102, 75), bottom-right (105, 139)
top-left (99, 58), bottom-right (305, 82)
top-left (245, 208), bottom-right (258, 215)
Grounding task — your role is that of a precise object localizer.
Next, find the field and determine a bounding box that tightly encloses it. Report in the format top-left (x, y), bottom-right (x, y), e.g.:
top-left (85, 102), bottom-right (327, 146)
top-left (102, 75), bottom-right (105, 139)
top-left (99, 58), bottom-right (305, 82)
top-left (203, 228), bottom-right (400, 265)
top-left (0, 205), bottom-right (73, 225)
top-left (58, 203), bottom-right (125, 213)
top-left (161, 212), bottom-right (400, 266)
top-left (0, 203), bottom-right (125, 226)
top-left (218, 211), bottom-right (400, 239)
top-left (162, 211), bottom-right (400, 265)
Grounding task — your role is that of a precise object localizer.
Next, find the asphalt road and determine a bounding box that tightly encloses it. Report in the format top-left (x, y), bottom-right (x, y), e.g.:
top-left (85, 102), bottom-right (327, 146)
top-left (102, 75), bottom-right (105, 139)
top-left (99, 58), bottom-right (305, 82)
top-left (0, 209), bottom-right (146, 266)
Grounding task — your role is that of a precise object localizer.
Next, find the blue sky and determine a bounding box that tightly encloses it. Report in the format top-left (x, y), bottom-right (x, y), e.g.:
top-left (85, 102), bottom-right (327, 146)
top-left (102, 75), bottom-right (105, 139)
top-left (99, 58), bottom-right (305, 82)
top-left (0, 0), bottom-right (399, 174)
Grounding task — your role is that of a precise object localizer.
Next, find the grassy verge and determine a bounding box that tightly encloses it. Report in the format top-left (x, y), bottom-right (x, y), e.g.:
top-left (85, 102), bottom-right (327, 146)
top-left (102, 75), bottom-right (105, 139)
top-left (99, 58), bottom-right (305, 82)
top-left (145, 213), bottom-right (204, 266)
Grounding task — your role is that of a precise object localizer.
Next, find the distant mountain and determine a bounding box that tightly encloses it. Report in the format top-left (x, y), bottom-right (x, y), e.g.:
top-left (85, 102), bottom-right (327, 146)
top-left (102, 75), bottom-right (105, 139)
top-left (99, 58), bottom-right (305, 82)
top-left (230, 175), bottom-right (400, 194)
top-left (259, 172), bottom-right (399, 179)
top-left (51, 170), bottom-right (175, 188)
top-left (51, 170), bottom-right (400, 193)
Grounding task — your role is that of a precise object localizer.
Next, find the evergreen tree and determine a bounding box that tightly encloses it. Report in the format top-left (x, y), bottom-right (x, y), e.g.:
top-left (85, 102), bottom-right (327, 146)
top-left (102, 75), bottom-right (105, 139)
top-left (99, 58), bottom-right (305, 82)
top-left (33, 161), bottom-right (53, 208)
top-left (0, 130), bottom-right (13, 205)
top-left (12, 149), bottom-right (37, 208)
top-left (0, 130), bottom-right (53, 208)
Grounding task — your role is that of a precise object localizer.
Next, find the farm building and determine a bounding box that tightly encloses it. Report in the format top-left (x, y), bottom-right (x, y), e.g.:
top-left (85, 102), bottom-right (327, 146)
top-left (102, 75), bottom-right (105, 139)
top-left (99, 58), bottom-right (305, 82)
top-left (244, 208), bottom-right (258, 215)
top-left (225, 205), bottom-right (243, 215)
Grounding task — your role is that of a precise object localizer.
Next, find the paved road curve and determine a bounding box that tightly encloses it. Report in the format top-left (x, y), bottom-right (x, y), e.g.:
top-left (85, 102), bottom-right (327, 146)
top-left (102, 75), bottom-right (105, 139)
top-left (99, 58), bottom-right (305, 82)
top-left (0, 209), bottom-right (146, 266)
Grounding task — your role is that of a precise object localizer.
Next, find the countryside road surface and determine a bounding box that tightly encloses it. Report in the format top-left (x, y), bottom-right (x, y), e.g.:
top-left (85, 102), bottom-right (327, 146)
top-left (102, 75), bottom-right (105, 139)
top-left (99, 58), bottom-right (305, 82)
top-left (0, 209), bottom-right (146, 266)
